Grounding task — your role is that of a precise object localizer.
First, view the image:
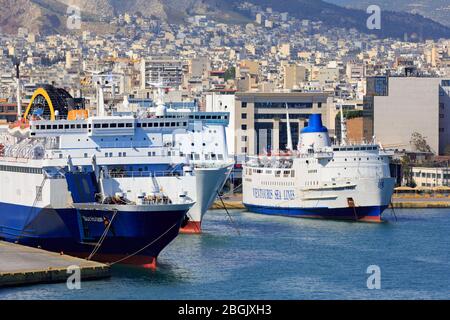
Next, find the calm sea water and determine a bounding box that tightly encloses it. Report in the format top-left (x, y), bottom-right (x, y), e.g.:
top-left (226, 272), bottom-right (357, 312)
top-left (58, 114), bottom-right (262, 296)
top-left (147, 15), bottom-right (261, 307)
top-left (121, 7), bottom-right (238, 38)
top-left (1, 209), bottom-right (449, 300)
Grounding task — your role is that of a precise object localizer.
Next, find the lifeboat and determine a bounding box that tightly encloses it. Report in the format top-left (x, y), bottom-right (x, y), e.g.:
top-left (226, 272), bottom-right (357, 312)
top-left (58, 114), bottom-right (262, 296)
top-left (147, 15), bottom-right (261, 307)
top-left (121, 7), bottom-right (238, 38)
top-left (7, 118), bottom-right (30, 139)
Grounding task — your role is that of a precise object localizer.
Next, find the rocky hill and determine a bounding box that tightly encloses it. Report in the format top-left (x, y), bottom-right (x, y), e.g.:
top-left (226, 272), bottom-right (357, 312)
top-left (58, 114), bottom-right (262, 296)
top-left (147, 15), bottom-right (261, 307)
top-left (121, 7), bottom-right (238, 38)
top-left (0, 0), bottom-right (449, 40)
top-left (326, 0), bottom-right (450, 27)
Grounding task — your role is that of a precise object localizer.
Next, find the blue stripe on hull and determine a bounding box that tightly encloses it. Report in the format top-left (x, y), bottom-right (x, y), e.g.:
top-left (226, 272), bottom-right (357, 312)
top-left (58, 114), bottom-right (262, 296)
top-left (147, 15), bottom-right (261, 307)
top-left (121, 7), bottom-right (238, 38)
top-left (244, 204), bottom-right (388, 222)
top-left (0, 202), bottom-right (186, 262)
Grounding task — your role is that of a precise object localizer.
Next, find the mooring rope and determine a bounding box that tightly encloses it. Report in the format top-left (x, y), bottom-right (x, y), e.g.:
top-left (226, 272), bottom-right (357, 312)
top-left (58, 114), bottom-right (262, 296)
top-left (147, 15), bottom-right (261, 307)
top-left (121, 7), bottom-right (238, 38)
top-left (15, 175), bottom-right (48, 242)
top-left (108, 220), bottom-right (180, 266)
top-left (87, 209), bottom-right (118, 261)
top-left (217, 191), bottom-right (241, 236)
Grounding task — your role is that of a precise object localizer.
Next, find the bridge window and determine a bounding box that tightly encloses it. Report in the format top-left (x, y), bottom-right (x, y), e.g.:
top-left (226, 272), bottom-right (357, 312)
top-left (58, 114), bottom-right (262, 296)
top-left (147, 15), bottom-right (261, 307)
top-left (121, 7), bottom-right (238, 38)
top-left (126, 123), bottom-right (133, 128)
top-left (102, 123), bottom-right (108, 128)
top-left (110, 123), bottom-right (117, 128)
top-left (94, 124), bottom-right (101, 128)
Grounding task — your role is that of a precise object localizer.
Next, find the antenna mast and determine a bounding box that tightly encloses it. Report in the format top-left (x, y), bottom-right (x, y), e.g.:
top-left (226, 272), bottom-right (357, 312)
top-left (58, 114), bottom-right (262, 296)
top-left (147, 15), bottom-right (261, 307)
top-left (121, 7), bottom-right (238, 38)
top-left (14, 59), bottom-right (21, 119)
top-left (286, 103), bottom-right (293, 151)
top-left (339, 103), bottom-right (347, 146)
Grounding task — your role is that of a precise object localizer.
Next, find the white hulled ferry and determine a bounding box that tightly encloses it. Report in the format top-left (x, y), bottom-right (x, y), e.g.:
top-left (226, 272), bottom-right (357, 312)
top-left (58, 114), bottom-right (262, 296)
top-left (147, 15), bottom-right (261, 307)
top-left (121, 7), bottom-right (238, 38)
top-left (243, 113), bottom-right (395, 222)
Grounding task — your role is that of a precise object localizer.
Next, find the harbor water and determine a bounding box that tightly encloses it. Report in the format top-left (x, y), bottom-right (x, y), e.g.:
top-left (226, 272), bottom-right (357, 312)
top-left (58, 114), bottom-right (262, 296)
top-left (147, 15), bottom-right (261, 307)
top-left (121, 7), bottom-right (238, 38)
top-left (1, 209), bottom-right (449, 300)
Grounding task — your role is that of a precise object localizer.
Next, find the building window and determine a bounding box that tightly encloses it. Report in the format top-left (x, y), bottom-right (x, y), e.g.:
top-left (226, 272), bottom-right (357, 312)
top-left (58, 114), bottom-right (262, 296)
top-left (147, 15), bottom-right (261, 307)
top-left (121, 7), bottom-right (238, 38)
top-left (242, 102), bottom-right (247, 108)
top-left (242, 113), bottom-right (247, 119)
top-left (241, 124), bottom-right (247, 130)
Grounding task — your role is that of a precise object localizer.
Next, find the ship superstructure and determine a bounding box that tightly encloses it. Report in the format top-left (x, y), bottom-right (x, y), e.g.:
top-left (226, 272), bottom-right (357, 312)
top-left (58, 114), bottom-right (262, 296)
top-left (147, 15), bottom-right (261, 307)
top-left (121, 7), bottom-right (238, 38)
top-left (115, 81), bottom-right (234, 233)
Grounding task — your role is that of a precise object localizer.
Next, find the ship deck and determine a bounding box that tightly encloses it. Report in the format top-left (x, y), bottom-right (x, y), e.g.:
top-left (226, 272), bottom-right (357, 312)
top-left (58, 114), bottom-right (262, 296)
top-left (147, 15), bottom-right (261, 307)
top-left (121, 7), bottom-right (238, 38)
top-left (0, 241), bottom-right (110, 288)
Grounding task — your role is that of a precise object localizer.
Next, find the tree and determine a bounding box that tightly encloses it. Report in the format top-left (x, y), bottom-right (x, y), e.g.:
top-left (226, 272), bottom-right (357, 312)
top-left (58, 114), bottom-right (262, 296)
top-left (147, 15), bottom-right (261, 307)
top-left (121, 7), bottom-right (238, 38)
top-left (444, 144), bottom-right (450, 156)
top-left (223, 67), bottom-right (236, 81)
top-left (410, 132), bottom-right (432, 153)
top-left (401, 155), bottom-right (416, 188)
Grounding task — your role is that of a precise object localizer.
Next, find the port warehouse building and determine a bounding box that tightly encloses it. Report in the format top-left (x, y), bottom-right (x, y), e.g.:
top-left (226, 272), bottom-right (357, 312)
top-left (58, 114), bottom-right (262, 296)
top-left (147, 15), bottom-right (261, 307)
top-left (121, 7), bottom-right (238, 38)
top-left (206, 92), bottom-right (334, 156)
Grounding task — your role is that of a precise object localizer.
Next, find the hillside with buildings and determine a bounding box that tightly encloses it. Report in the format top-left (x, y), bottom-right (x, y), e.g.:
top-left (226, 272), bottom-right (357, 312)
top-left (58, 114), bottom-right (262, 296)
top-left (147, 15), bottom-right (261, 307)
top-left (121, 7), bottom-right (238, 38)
top-left (326, 0), bottom-right (450, 27)
top-left (0, 0), bottom-right (450, 40)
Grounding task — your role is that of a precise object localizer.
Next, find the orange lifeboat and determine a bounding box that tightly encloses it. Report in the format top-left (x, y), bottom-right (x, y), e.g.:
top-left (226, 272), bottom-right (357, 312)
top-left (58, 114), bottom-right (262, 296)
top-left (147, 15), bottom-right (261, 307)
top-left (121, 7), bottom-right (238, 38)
top-left (7, 118), bottom-right (30, 139)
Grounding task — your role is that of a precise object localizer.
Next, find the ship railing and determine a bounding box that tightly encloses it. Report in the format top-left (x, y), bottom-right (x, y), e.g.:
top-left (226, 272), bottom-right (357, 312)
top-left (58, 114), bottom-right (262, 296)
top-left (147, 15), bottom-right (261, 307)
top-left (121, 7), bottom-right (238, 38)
top-left (0, 156), bottom-right (32, 163)
top-left (140, 198), bottom-right (173, 206)
top-left (98, 142), bottom-right (156, 149)
top-left (46, 174), bottom-right (66, 180)
top-left (108, 170), bottom-right (183, 179)
top-left (192, 161), bottom-right (234, 169)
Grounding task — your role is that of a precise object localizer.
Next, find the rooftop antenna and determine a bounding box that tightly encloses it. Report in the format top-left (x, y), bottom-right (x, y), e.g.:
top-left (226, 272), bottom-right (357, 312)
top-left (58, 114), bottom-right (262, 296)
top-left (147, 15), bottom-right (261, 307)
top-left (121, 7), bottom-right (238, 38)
top-left (285, 103), bottom-right (293, 151)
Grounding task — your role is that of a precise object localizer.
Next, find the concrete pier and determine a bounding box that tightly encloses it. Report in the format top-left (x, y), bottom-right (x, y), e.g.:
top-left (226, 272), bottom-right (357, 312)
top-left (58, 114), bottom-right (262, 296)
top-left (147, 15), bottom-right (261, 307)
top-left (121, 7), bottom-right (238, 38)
top-left (0, 241), bottom-right (110, 288)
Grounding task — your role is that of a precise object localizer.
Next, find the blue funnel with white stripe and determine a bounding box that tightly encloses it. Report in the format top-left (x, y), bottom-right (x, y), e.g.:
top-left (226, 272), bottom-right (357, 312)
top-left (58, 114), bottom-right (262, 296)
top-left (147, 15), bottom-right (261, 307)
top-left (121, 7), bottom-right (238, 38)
top-left (301, 114), bottom-right (328, 133)
top-left (299, 114), bottom-right (330, 152)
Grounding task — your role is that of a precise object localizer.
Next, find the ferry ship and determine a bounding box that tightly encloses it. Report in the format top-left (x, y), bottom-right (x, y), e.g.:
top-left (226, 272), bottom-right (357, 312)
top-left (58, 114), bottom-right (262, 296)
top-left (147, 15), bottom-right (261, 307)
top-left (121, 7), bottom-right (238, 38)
top-left (116, 82), bottom-right (234, 233)
top-left (0, 83), bottom-right (230, 267)
top-left (243, 113), bottom-right (396, 222)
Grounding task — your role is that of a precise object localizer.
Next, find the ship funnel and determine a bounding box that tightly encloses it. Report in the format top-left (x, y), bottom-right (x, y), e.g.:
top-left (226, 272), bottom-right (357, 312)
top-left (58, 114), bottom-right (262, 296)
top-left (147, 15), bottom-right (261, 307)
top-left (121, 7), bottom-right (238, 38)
top-left (298, 114), bottom-right (331, 153)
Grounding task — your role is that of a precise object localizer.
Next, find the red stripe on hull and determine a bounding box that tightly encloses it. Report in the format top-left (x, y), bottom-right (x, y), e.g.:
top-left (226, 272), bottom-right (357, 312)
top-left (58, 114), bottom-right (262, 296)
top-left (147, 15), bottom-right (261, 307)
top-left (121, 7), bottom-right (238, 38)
top-left (68, 252), bottom-right (157, 269)
top-left (281, 214), bottom-right (383, 223)
top-left (180, 221), bottom-right (202, 234)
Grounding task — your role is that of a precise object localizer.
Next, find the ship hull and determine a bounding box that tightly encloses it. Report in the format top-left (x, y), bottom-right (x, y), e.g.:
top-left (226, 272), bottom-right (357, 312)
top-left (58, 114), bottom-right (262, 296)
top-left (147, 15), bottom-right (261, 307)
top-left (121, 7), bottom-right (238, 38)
top-left (158, 163), bottom-right (233, 234)
top-left (244, 204), bottom-right (389, 222)
top-left (0, 201), bottom-right (187, 267)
